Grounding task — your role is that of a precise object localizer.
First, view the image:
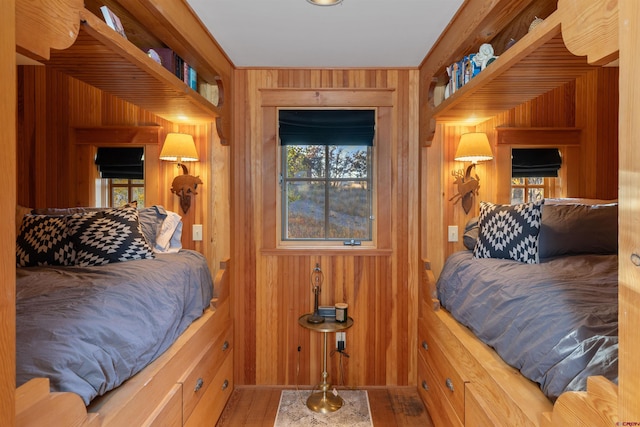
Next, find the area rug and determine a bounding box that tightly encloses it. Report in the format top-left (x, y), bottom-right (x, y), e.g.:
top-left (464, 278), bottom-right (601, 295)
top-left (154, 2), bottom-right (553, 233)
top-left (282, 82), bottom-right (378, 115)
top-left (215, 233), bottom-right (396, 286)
top-left (273, 390), bottom-right (373, 427)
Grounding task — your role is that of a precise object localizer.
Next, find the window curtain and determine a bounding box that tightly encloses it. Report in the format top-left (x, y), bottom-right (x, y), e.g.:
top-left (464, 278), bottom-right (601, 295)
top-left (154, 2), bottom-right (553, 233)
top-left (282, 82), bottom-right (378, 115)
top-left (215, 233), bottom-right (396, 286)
top-left (511, 148), bottom-right (562, 177)
top-left (279, 110), bottom-right (375, 146)
top-left (95, 147), bottom-right (144, 179)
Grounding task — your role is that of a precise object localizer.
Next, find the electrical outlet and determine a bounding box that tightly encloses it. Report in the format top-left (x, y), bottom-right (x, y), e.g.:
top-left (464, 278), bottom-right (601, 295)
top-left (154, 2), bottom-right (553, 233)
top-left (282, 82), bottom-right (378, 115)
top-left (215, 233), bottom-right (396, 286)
top-left (336, 332), bottom-right (346, 350)
top-left (192, 224), bottom-right (203, 241)
top-left (447, 225), bottom-right (459, 242)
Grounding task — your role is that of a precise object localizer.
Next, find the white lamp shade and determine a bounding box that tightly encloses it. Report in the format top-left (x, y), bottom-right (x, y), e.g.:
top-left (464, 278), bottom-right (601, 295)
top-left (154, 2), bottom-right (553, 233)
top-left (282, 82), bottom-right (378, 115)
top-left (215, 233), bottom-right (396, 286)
top-left (160, 133), bottom-right (199, 162)
top-left (454, 132), bottom-right (493, 163)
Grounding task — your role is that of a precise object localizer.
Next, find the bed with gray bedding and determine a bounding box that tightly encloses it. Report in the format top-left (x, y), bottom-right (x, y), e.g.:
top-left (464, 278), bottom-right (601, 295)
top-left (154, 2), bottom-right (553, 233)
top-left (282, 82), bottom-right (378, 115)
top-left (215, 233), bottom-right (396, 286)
top-left (16, 249), bottom-right (213, 405)
top-left (437, 200), bottom-right (618, 401)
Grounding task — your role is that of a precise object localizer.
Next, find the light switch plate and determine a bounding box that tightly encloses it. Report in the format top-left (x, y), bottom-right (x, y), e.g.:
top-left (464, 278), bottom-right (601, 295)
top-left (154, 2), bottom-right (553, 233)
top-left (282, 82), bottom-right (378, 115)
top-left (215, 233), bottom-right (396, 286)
top-left (447, 225), bottom-right (459, 242)
top-left (192, 224), bottom-right (203, 241)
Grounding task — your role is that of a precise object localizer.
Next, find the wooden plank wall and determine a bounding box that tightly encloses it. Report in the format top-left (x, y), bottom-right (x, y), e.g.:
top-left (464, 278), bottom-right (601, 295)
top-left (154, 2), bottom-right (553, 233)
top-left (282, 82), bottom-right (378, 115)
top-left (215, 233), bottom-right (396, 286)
top-left (1, 0), bottom-right (16, 425)
top-left (618, 0), bottom-right (640, 420)
top-left (423, 68), bottom-right (619, 276)
top-left (232, 69), bottom-right (420, 387)
top-left (15, 65), bottom-right (230, 275)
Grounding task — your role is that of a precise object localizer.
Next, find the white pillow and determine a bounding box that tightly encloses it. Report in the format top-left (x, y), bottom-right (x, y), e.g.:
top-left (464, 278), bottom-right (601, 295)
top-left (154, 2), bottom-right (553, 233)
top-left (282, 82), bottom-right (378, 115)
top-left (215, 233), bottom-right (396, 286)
top-left (155, 211), bottom-right (183, 253)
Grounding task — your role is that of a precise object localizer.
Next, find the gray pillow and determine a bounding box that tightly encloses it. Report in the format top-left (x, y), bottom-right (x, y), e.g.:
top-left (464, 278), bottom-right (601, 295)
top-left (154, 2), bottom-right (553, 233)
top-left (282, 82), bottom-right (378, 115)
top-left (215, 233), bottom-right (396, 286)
top-left (538, 203), bottom-right (618, 259)
top-left (463, 216), bottom-right (479, 250)
top-left (31, 206), bottom-right (107, 215)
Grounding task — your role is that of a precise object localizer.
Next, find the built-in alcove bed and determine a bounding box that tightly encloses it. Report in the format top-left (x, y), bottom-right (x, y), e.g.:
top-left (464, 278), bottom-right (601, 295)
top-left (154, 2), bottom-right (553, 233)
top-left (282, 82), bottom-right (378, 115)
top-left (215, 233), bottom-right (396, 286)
top-left (420, 199), bottom-right (619, 426)
top-left (418, 0), bottom-right (621, 425)
top-left (13, 0), bottom-right (234, 425)
top-left (14, 205), bottom-right (233, 426)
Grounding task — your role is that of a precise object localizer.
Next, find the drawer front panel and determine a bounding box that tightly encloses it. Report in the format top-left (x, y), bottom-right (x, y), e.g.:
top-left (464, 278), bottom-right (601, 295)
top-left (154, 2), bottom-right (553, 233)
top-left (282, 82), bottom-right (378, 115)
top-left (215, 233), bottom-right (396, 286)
top-left (465, 383), bottom-right (505, 427)
top-left (143, 384), bottom-right (182, 427)
top-left (418, 315), bottom-right (466, 421)
top-left (418, 352), bottom-right (462, 427)
top-left (184, 350), bottom-right (234, 427)
top-left (182, 325), bottom-right (233, 420)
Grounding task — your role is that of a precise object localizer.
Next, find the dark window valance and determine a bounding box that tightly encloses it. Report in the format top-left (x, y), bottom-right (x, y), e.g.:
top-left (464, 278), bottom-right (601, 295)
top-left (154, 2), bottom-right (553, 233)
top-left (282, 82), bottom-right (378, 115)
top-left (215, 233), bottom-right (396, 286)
top-left (279, 109), bottom-right (375, 146)
top-left (512, 148), bottom-right (562, 178)
top-left (95, 147), bottom-right (144, 179)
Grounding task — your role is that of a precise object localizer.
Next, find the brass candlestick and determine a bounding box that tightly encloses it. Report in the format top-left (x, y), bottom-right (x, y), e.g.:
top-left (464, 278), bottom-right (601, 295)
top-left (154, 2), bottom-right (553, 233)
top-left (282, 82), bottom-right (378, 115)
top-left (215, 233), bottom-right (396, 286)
top-left (307, 263), bottom-right (324, 324)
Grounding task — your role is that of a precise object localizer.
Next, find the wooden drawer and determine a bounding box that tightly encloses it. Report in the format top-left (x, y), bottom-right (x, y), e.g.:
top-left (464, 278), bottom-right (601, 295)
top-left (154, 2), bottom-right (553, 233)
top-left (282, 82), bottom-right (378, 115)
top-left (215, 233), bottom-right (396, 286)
top-left (465, 383), bottom-right (505, 427)
top-left (184, 349), bottom-right (234, 427)
top-left (142, 384), bottom-right (182, 427)
top-left (418, 315), bottom-right (467, 423)
top-left (181, 324), bottom-right (233, 421)
top-left (418, 351), bottom-right (462, 427)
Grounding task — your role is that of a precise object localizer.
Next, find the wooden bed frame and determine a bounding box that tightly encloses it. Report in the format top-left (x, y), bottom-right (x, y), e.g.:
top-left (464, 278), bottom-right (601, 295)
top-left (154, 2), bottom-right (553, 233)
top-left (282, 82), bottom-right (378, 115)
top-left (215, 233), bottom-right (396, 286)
top-left (16, 259), bottom-right (232, 427)
top-left (13, 0), bottom-right (234, 425)
top-left (418, 258), bottom-right (617, 427)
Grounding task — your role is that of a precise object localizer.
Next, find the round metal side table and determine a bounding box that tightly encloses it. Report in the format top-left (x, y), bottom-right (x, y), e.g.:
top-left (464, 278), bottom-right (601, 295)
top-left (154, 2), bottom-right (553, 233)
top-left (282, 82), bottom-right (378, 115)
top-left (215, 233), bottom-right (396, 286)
top-left (298, 313), bottom-right (354, 413)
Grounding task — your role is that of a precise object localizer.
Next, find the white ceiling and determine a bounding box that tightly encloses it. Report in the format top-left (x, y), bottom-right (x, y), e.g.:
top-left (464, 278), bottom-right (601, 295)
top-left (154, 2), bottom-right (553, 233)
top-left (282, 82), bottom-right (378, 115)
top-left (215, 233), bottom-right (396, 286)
top-left (186, 0), bottom-right (464, 68)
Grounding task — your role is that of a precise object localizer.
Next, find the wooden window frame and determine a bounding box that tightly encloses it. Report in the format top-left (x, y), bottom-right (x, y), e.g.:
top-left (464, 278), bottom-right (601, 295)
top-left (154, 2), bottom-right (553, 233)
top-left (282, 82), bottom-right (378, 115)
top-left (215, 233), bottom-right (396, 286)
top-left (260, 89), bottom-right (393, 254)
top-left (495, 127), bottom-right (582, 204)
top-left (510, 177), bottom-right (553, 203)
top-left (108, 178), bottom-right (145, 207)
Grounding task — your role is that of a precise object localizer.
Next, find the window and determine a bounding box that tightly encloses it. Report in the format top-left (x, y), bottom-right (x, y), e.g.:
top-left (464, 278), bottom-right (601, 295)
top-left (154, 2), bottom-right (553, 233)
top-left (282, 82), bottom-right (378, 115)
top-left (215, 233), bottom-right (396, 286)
top-left (261, 89), bottom-right (392, 252)
top-left (510, 148), bottom-right (561, 204)
top-left (94, 147), bottom-right (145, 207)
top-left (279, 110), bottom-right (375, 243)
top-left (281, 144), bottom-right (372, 241)
top-left (109, 178), bottom-right (145, 207)
top-left (511, 177), bottom-right (546, 204)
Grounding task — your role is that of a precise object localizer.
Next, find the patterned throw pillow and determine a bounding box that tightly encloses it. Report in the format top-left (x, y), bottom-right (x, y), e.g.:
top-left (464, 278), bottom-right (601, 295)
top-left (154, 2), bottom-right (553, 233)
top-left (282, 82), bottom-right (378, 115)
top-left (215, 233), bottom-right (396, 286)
top-left (66, 205), bottom-right (154, 266)
top-left (473, 200), bottom-right (543, 264)
top-left (16, 215), bottom-right (75, 267)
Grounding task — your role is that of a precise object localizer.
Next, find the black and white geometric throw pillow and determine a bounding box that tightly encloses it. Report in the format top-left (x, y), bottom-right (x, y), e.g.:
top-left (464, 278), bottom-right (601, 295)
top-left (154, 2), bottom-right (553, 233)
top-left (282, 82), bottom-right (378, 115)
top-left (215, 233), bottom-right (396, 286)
top-left (16, 215), bottom-right (75, 267)
top-left (473, 200), bottom-right (543, 264)
top-left (66, 205), bottom-right (154, 267)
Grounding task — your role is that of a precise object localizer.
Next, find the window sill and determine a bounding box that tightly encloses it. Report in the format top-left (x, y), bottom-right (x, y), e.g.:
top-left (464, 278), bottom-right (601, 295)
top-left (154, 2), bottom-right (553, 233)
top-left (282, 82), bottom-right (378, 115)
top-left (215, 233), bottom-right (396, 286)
top-left (260, 247), bottom-right (393, 256)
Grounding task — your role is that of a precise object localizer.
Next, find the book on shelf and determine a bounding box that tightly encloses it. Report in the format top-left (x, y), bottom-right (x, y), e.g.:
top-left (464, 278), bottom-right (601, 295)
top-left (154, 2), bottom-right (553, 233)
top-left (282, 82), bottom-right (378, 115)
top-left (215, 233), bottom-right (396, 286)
top-left (189, 67), bottom-right (197, 91)
top-left (175, 56), bottom-right (184, 81)
top-left (198, 81), bottom-right (220, 106)
top-left (148, 47), bottom-right (199, 90)
top-left (153, 47), bottom-right (178, 75)
top-left (183, 61), bottom-right (190, 86)
top-left (100, 6), bottom-right (127, 39)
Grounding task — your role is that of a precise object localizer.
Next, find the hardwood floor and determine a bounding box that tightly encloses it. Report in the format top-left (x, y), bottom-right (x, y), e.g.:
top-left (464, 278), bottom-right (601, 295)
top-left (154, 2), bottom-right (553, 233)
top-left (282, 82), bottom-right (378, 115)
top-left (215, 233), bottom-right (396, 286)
top-left (216, 386), bottom-right (434, 426)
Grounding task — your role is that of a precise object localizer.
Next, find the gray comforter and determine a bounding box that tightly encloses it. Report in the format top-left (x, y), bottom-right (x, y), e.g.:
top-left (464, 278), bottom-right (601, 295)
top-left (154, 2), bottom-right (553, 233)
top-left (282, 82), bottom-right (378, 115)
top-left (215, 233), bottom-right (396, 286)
top-left (16, 250), bottom-right (213, 405)
top-left (437, 251), bottom-right (618, 401)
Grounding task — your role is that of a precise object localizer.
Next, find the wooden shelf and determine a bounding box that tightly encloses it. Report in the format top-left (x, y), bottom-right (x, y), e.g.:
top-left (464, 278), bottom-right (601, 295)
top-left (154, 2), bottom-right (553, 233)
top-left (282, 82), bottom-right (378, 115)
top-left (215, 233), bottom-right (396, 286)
top-left (431, 10), bottom-right (598, 125)
top-left (496, 127), bottom-right (581, 146)
top-left (74, 125), bottom-right (162, 145)
top-left (42, 9), bottom-right (220, 124)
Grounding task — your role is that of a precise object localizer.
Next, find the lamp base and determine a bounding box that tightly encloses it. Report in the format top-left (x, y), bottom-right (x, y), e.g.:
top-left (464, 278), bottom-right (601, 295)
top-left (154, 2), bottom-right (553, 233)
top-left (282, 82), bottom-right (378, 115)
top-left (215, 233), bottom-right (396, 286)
top-left (307, 313), bottom-right (325, 324)
top-left (306, 390), bottom-right (343, 413)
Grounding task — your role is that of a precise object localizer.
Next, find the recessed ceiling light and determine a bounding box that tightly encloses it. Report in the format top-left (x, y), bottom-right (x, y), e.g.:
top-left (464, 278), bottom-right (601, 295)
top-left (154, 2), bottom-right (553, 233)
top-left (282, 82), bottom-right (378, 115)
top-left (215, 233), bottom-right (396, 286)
top-left (307, 0), bottom-right (343, 6)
